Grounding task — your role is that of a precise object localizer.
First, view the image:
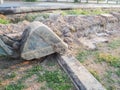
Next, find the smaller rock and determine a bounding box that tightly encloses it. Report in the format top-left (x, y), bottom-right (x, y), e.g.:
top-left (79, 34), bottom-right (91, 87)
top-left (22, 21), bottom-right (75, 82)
top-left (96, 33), bottom-right (109, 37)
top-left (69, 26), bottom-right (76, 32)
top-left (92, 37), bottom-right (108, 43)
top-left (62, 27), bottom-right (70, 34)
top-left (64, 37), bottom-right (73, 44)
top-left (53, 29), bottom-right (62, 36)
top-left (64, 32), bottom-right (72, 37)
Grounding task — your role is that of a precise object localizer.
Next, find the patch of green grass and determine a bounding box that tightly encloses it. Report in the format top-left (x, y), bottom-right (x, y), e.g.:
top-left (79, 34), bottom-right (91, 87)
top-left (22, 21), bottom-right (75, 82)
top-left (108, 40), bottom-right (120, 49)
top-left (5, 65), bottom-right (43, 90)
top-left (107, 86), bottom-right (116, 90)
top-left (89, 8), bottom-right (108, 15)
top-left (116, 69), bottom-right (120, 77)
top-left (4, 72), bottom-right (16, 79)
top-left (0, 79), bottom-right (2, 83)
top-left (25, 65), bottom-right (43, 78)
top-left (0, 18), bottom-right (9, 24)
top-left (97, 53), bottom-right (120, 68)
top-left (61, 9), bottom-right (108, 16)
top-left (89, 69), bottom-right (100, 81)
top-left (38, 70), bottom-right (73, 90)
top-left (77, 50), bottom-right (91, 63)
top-left (105, 71), bottom-right (115, 84)
top-left (77, 50), bottom-right (98, 63)
top-left (25, 13), bottom-right (49, 22)
top-left (5, 83), bottom-right (25, 90)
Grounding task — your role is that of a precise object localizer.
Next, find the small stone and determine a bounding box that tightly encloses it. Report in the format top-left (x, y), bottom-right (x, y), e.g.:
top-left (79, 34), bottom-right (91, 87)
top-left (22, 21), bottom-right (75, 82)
top-left (69, 26), bottom-right (76, 32)
top-left (20, 21), bottom-right (68, 60)
top-left (62, 27), bottom-right (70, 34)
top-left (64, 37), bottom-right (73, 44)
top-left (64, 32), bottom-right (72, 37)
top-left (96, 33), bottom-right (109, 37)
top-left (92, 37), bottom-right (108, 43)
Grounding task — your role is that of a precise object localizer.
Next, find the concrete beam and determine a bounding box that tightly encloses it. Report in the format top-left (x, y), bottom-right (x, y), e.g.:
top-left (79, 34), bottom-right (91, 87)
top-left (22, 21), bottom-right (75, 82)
top-left (55, 54), bottom-right (106, 90)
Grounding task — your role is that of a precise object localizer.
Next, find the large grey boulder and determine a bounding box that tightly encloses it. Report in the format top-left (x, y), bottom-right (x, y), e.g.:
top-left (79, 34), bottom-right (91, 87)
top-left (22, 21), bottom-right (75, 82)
top-left (20, 21), bottom-right (68, 60)
top-left (0, 38), bottom-right (13, 57)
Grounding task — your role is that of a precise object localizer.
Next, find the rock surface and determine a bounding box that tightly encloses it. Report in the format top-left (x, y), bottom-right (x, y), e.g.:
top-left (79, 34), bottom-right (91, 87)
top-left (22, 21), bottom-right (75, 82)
top-left (0, 38), bottom-right (13, 56)
top-left (20, 21), bottom-right (68, 60)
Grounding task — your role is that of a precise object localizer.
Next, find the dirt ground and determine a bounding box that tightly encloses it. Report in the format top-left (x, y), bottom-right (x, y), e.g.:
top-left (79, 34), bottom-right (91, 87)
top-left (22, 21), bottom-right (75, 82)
top-left (76, 32), bottom-right (120, 90)
top-left (0, 55), bottom-right (75, 90)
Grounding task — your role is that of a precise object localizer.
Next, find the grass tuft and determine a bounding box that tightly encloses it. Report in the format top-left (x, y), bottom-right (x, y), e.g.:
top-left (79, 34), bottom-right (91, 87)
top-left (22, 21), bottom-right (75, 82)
top-left (0, 18), bottom-right (9, 24)
top-left (97, 53), bottom-right (120, 68)
top-left (89, 69), bottom-right (100, 81)
top-left (116, 69), bottom-right (120, 77)
top-left (5, 83), bottom-right (25, 90)
top-left (38, 70), bottom-right (72, 90)
top-left (4, 72), bottom-right (16, 79)
top-left (61, 9), bottom-right (108, 16)
top-left (108, 40), bottom-right (120, 49)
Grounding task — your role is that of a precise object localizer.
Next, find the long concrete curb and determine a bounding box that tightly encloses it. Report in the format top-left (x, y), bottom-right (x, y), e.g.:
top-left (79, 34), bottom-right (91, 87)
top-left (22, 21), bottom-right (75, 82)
top-left (55, 54), bottom-right (106, 90)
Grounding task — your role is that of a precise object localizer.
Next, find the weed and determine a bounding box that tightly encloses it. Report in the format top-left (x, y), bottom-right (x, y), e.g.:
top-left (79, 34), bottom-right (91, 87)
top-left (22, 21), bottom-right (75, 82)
top-left (0, 18), bottom-right (9, 24)
top-left (107, 86), bottom-right (116, 90)
top-left (89, 69), bottom-right (100, 81)
top-left (0, 79), bottom-right (2, 83)
top-left (61, 9), bottom-right (108, 16)
top-left (40, 86), bottom-right (46, 90)
top-left (116, 69), bottom-right (120, 77)
top-left (108, 40), bottom-right (120, 49)
top-left (77, 50), bottom-right (90, 63)
top-left (105, 71), bottom-right (115, 84)
top-left (97, 53), bottom-right (120, 67)
top-left (5, 83), bottom-right (25, 90)
top-left (38, 70), bottom-right (73, 90)
top-left (25, 13), bottom-right (49, 22)
top-left (89, 8), bottom-right (108, 15)
top-left (4, 72), bottom-right (16, 79)
top-left (77, 50), bottom-right (98, 63)
top-left (25, 65), bottom-right (43, 78)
